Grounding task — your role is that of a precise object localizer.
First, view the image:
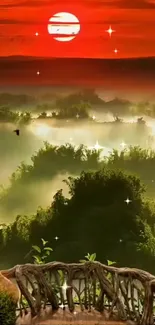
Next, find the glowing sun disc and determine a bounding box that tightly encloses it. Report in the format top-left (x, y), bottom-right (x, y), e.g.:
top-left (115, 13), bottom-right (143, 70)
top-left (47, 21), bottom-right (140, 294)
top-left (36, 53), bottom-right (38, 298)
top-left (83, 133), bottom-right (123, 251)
top-left (47, 12), bottom-right (80, 42)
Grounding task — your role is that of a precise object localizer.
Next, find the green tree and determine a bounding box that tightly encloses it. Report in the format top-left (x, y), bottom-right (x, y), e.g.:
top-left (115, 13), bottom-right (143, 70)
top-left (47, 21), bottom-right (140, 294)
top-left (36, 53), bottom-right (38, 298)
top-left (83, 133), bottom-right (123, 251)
top-left (50, 169), bottom-right (146, 265)
top-left (38, 111), bottom-right (47, 119)
top-left (19, 111), bottom-right (32, 124)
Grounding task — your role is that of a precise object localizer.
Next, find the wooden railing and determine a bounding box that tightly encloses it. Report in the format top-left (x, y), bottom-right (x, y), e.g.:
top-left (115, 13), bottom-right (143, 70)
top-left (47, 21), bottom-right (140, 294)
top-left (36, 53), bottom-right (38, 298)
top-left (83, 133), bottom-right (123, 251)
top-left (1, 261), bottom-right (155, 325)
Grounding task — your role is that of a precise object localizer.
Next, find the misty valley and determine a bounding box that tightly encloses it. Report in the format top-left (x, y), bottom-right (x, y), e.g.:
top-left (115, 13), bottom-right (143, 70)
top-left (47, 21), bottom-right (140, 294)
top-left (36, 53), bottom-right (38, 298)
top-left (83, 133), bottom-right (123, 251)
top-left (0, 89), bottom-right (155, 273)
top-left (0, 91), bottom-right (155, 221)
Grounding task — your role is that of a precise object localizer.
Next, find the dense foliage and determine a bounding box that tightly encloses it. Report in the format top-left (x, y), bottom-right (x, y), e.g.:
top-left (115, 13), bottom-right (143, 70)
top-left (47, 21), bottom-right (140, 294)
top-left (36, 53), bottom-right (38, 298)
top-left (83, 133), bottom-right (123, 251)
top-left (1, 143), bottom-right (155, 215)
top-left (1, 156), bottom-right (155, 274)
top-left (0, 107), bottom-right (32, 124)
top-left (0, 292), bottom-right (17, 325)
top-left (1, 89), bottom-right (155, 122)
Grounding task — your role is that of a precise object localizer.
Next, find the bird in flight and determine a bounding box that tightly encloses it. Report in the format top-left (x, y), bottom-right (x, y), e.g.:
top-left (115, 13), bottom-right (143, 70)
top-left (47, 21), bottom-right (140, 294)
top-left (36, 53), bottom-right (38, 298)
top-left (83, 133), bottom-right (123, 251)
top-left (13, 129), bottom-right (20, 136)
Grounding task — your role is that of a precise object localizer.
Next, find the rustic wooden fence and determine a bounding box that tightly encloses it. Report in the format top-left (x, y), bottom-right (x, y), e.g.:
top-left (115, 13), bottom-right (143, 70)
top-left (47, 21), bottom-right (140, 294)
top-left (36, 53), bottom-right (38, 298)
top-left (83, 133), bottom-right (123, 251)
top-left (1, 261), bottom-right (155, 325)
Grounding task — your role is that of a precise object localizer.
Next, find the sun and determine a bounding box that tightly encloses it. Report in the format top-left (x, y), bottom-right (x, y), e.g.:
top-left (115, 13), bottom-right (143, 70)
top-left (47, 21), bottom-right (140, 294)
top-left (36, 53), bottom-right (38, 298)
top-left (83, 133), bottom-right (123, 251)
top-left (47, 12), bottom-right (80, 42)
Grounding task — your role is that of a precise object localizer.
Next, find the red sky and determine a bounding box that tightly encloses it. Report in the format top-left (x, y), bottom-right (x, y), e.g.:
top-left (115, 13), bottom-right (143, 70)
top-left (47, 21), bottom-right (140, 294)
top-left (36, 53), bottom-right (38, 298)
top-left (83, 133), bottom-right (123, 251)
top-left (0, 0), bottom-right (155, 58)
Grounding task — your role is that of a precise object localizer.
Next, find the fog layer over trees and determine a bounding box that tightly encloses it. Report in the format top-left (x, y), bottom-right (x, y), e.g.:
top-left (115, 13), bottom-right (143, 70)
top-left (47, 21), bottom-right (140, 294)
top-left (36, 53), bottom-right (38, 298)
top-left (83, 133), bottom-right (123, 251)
top-left (1, 90), bottom-right (155, 272)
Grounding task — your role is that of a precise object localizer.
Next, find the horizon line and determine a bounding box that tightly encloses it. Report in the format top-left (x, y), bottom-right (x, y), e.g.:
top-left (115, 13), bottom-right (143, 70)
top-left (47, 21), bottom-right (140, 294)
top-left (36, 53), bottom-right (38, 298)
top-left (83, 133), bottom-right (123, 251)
top-left (0, 55), bottom-right (155, 61)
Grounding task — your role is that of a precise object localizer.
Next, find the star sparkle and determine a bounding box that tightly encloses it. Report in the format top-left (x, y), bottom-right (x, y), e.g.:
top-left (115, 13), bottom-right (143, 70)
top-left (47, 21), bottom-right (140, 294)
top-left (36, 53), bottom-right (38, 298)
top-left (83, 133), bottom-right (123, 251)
top-left (114, 48), bottom-right (118, 54)
top-left (35, 32), bottom-right (39, 36)
top-left (61, 281), bottom-right (70, 291)
top-left (55, 236), bottom-right (59, 240)
top-left (124, 198), bottom-right (132, 204)
top-left (60, 303), bottom-right (65, 309)
top-left (120, 141), bottom-right (127, 149)
top-left (94, 140), bottom-right (101, 151)
top-left (106, 25), bottom-right (115, 37)
top-left (37, 71), bottom-right (40, 75)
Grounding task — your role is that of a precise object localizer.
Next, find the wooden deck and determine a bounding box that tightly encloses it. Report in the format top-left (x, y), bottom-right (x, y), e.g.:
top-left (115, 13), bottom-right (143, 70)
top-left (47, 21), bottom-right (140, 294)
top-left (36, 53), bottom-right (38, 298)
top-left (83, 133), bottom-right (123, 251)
top-left (16, 306), bottom-right (135, 325)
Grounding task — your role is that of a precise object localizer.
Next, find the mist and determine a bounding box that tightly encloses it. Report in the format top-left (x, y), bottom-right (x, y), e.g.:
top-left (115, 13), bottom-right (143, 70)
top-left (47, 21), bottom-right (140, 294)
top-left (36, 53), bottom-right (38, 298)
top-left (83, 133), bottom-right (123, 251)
top-left (1, 98), bottom-right (155, 222)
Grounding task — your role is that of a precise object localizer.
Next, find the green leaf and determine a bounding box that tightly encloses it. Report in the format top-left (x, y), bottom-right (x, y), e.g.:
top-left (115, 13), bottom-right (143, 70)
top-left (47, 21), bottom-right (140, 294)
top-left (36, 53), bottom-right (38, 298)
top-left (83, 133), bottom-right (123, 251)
top-left (32, 245), bottom-right (41, 253)
top-left (58, 270), bottom-right (63, 279)
top-left (93, 253), bottom-right (96, 260)
top-left (41, 255), bottom-right (48, 260)
top-left (45, 251), bottom-right (50, 256)
top-left (107, 260), bottom-right (116, 266)
top-left (43, 247), bottom-right (53, 252)
top-left (33, 255), bottom-right (42, 264)
top-left (41, 238), bottom-right (48, 246)
top-left (79, 259), bottom-right (86, 263)
top-left (84, 252), bottom-right (96, 261)
top-left (90, 253), bottom-right (96, 261)
top-left (73, 296), bottom-right (79, 303)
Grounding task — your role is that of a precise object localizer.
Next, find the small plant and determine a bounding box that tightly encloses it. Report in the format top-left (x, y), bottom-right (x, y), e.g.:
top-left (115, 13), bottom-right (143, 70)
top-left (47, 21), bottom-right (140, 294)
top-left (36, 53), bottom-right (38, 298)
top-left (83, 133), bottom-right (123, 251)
top-left (107, 260), bottom-right (116, 266)
top-left (21, 296), bottom-right (29, 308)
top-left (106, 260), bottom-right (116, 281)
top-left (32, 238), bottom-right (53, 264)
top-left (79, 252), bottom-right (96, 263)
top-left (22, 239), bottom-right (54, 307)
top-left (79, 254), bottom-right (117, 303)
top-left (32, 239), bottom-right (63, 294)
top-left (0, 292), bottom-right (17, 325)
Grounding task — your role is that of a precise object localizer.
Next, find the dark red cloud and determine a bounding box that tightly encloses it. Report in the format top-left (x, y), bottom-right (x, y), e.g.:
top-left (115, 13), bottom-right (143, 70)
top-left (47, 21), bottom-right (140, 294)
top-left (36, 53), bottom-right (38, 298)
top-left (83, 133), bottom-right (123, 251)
top-left (0, 0), bottom-right (155, 58)
top-left (94, 0), bottom-right (155, 8)
top-left (1, 0), bottom-right (155, 9)
top-left (1, 57), bottom-right (155, 92)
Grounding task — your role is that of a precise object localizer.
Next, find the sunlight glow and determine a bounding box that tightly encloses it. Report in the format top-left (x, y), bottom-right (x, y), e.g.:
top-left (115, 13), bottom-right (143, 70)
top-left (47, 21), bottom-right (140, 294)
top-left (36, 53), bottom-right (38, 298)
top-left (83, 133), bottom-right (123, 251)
top-left (94, 140), bottom-right (102, 151)
top-left (32, 123), bottom-right (51, 137)
top-left (120, 141), bottom-right (127, 149)
top-left (147, 121), bottom-right (155, 136)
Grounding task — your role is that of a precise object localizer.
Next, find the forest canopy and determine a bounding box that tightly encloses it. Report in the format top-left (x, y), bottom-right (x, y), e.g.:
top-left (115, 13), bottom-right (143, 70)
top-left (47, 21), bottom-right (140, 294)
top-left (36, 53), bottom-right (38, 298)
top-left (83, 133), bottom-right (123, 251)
top-left (1, 143), bottom-right (155, 216)
top-left (1, 145), bottom-right (155, 274)
top-left (0, 90), bottom-right (155, 117)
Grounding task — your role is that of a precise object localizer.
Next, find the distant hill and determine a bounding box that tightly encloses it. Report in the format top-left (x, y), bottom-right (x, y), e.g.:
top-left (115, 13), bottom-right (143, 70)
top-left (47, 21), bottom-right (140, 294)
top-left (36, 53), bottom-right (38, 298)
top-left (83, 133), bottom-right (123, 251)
top-left (1, 55), bottom-right (155, 61)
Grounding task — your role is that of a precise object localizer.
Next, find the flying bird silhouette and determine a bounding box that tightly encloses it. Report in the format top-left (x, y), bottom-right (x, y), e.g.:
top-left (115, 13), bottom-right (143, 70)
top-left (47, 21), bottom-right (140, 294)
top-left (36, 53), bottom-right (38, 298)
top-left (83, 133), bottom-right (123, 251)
top-left (13, 129), bottom-right (20, 136)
